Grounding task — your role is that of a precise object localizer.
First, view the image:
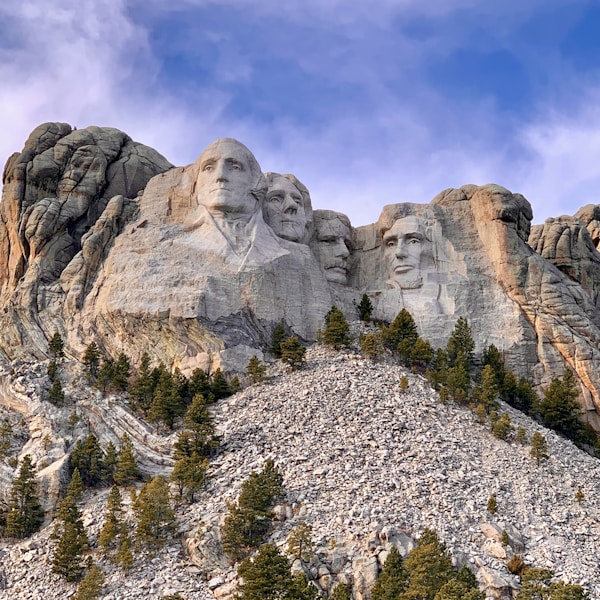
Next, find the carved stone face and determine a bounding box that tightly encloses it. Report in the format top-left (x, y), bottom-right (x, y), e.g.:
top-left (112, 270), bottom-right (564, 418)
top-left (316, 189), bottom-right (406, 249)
top-left (195, 139), bottom-right (259, 217)
top-left (383, 216), bottom-right (430, 289)
top-left (263, 175), bottom-right (307, 242)
top-left (313, 215), bottom-right (352, 285)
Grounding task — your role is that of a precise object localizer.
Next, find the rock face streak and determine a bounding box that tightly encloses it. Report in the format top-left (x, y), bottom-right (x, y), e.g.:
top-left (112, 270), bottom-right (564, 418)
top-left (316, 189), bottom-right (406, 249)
top-left (3, 123), bottom-right (600, 424)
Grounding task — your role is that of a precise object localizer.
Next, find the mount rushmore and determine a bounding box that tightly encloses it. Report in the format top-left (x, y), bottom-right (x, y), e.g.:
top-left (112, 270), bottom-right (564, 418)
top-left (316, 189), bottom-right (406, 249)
top-left (2, 122), bottom-right (600, 426)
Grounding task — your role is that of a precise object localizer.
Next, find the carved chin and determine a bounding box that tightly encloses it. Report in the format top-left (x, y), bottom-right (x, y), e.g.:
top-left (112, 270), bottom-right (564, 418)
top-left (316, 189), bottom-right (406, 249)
top-left (387, 274), bottom-right (423, 289)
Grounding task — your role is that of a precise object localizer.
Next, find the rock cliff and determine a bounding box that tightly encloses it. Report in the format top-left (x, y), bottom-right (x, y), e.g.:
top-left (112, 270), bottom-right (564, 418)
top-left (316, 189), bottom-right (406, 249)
top-left (2, 123), bottom-right (600, 426)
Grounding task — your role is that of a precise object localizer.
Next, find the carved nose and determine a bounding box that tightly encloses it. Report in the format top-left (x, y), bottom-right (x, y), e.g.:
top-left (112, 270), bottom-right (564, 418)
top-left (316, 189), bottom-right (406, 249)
top-left (336, 239), bottom-right (349, 257)
top-left (395, 242), bottom-right (407, 258)
top-left (215, 162), bottom-right (228, 182)
top-left (283, 196), bottom-right (299, 214)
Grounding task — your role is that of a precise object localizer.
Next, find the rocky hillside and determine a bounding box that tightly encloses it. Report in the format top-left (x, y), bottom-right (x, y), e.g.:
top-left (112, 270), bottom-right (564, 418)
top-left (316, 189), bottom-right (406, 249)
top-left (1, 341), bottom-right (599, 599)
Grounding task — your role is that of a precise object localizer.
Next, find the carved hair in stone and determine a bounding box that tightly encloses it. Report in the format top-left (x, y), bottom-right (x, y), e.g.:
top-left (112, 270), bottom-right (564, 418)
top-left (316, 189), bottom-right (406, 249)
top-left (192, 138), bottom-right (267, 220)
top-left (263, 172), bottom-right (313, 243)
top-left (311, 210), bottom-right (353, 285)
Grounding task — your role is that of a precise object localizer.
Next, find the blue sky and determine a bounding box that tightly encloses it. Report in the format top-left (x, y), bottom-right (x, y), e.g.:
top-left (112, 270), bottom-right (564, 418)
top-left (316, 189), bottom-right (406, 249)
top-left (2, 0), bottom-right (600, 226)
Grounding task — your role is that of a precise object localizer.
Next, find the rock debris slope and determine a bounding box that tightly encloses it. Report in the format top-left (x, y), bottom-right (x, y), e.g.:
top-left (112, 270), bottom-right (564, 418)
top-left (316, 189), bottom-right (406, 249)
top-left (1, 346), bottom-right (600, 599)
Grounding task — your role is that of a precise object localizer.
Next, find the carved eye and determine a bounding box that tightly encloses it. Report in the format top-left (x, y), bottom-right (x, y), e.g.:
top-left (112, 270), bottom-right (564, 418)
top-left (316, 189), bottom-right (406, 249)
top-left (408, 238), bottom-right (421, 245)
top-left (203, 164), bottom-right (214, 172)
top-left (269, 194), bottom-right (283, 203)
top-left (231, 162), bottom-right (242, 171)
top-left (386, 239), bottom-right (396, 248)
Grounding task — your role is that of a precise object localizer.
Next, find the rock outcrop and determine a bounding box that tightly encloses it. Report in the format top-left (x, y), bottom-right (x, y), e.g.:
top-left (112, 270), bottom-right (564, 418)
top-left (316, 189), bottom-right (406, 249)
top-left (3, 124), bottom-right (600, 424)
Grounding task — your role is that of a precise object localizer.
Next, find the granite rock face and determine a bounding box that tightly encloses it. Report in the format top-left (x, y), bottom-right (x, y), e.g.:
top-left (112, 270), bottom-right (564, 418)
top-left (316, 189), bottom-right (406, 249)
top-left (3, 124), bottom-right (600, 423)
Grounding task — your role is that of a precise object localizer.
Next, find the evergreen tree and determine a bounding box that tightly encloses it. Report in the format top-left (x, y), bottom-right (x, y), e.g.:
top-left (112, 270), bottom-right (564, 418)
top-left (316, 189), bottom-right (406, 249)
top-left (410, 337), bottom-right (434, 371)
top-left (427, 348), bottom-right (448, 390)
top-left (129, 352), bottom-right (155, 412)
top-left (289, 572), bottom-right (320, 600)
top-left (75, 563), bottom-right (104, 600)
top-left (359, 331), bottom-right (383, 361)
top-left (52, 483), bottom-right (89, 581)
top-left (330, 583), bottom-right (352, 600)
top-left (246, 355), bottom-right (267, 384)
top-left (478, 365), bottom-right (500, 413)
top-left (103, 441), bottom-right (118, 485)
top-left (211, 368), bottom-right (231, 399)
top-left (114, 433), bottom-right (139, 486)
top-left (530, 432), bottom-right (549, 465)
top-left (189, 367), bottom-right (212, 401)
top-left (492, 413), bottom-right (514, 440)
top-left (82, 342), bottom-right (101, 379)
top-left (487, 495), bottom-right (498, 514)
top-left (271, 322), bottom-right (287, 358)
top-left (97, 358), bottom-right (115, 393)
top-left (445, 351), bottom-right (470, 404)
top-left (67, 467), bottom-right (84, 501)
top-left (280, 336), bottom-right (306, 371)
top-left (112, 352), bottom-right (131, 391)
top-left (133, 476), bottom-right (175, 548)
top-left (482, 344), bottom-right (505, 389)
top-left (538, 369), bottom-right (586, 443)
top-left (70, 434), bottom-right (105, 487)
top-left (322, 306), bottom-right (352, 349)
top-left (236, 543), bottom-right (294, 600)
top-left (47, 360), bottom-right (58, 382)
top-left (4, 455), bottom-right (44, 538)
top-left (170, 453), bottom-right (208, 502)
top-left (356, 293), bottom-right (374, 322)
top-left (99, 485), bottom-right (123, 553)
top-left (231, 375), bottom-right (241, 393)
top-left (434, 580), bottom-right (484, 600)
top-left (174, 393), bottom-right (220, 459)
top-left (49, 330), bottom-right (65, 359)
top-left (48, 378), bottom-right (65, 406)
top-left (446, 317), bottom-right (474, 369)
top-left (287, 521), bottom-right (315, 562)
top-left (0, 419), bottom-right (12, 458)
top-left (401, 529), bottom-right (454, 600)
top-left (148, 369), bottom-right (184, 429)
top-left (116, 523), bottom-right (134, 571)
top-left (516, 568), bottom-right (590, 600)
top-left (382, 309), bottom-right (418, 356)
top-left (222, 460), bottom-right (284, 559)
top-left (371, 546), bottom-right (408, 600)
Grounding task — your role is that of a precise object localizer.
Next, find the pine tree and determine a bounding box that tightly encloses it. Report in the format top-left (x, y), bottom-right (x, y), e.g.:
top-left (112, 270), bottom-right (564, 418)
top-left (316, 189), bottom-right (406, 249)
top-left (99, 485), bottom-right (123, 553)
top-left (445, 351), bottom-right (470, 404)
top-left (112, 352), bottom-right (131, 391)
top-left (247, 355), bottom-right (267, 384)
top-left (410, 337), bottom-right (434, 371)
top-left (47, 359), bottom-right (58, 382)
top-left (287, 521), bottom-right (315, 562)
top-left (48, 378), bottom-right (65, 406)
top-left (52, 489), bottom-right (89, 581)
top-left (5, 455), bottom-right (44, 538)
top-left (271, 322), bottom-right (287, 358)
top-left (401, 529), bottom-right (454, 600)
top-left (289, 571), bottom-right (320, 600)
top-left (322, 306), bottom-right (352, 349)
top-left (210, 368), bottom-right (231, 399)
top-left (75, 563), bottom-right (104, 600)
top-left (530, 432), bottom-right (549, 465)
top-left (67, 468), bottom-right (84, 501)
top-left (446, 317), bottom-right (474, 368)
top-left (174, 393), bottom-right (220, 459)
top-left (539, 369), bottom-right (586, 443)
top-left (356, 293), bottom-right (374, 322)
top-left (280, 336), bottom-right (306, 371)
top-left (492, 413), bottom-right (514, 440)
top-left (479, 364), bottom-right (500, 413)
top-left (82, 342), bottom-right (101, 378)
top-left (487, 495), bottom-right (498, 515)
top-left (133, 476), bottom-right (175, 548)
top-left (189, 367), bottom-right (212, 401)
top-left (482, 344), bottom-right (505, 389)
top-left (49, 331), bottom-right (65, 359)
top-left (359, 331), bottom-right (383, 361)
top-left (97, 358), bottom-right (115, 393)
top-left (114, 433), bottom-right (139, 486)
top-left (148, 369), bottom-right (184, 428)
top-left (434, 579), bottom-right (484, 600)
top-left (129, 352), bottom-right (155, 412)
top-left (330, 583), bottom-right (352, 600)
top-left (170, 453), bottom-right (208, 502)
top-left (116, 523), bottom-right (135, 571)
top-left (371, 546), bottom-right (408, 600)
top-left (236, 543), bottom-right (294, 600)
top-left (382, 309), bottom-right (418, 355)
top-left (0, 419), bottom-right (12, 458)
top-left (70, 433), bottom-right (105, 487)
top-left (103, 441), bottom-right (118, 485)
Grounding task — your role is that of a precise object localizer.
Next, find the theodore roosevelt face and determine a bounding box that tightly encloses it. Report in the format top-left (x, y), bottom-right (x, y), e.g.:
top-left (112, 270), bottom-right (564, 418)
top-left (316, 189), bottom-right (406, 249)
top-left (313, 213), bottom-right (353, 285)
top-left (263, 175), bottom-right (308, 242)
top-left (195, 139), bottom-right (260, 217)
top-left (383, 216), bottom-right (431, 289)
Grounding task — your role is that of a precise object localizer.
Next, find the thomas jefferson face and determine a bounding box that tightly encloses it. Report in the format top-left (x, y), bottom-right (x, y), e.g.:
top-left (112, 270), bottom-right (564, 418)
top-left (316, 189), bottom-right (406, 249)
top-left (263, 175), bottom-right (307, 242)
top-left (313, 215), bottom-right (352, 285)
top-left (383, 216), bottom-right (430, 289)
top-left (195, 139), bottom-right (259, 216)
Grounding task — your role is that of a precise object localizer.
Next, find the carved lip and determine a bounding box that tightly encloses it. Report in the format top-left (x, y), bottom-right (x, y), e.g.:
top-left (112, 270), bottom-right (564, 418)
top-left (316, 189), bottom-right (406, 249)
top-left (393, 264), bottom-right (416, 273)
